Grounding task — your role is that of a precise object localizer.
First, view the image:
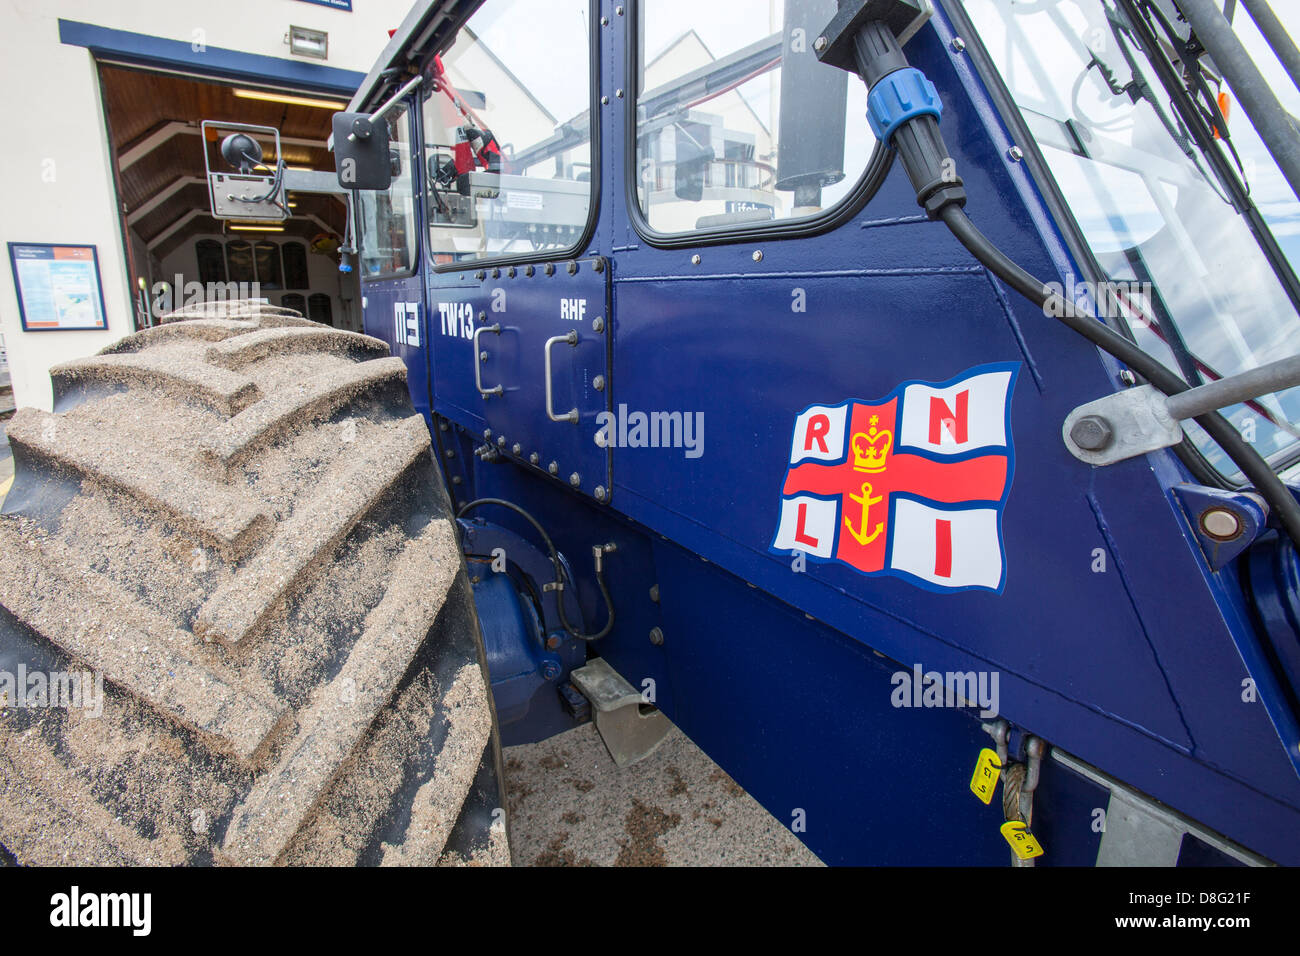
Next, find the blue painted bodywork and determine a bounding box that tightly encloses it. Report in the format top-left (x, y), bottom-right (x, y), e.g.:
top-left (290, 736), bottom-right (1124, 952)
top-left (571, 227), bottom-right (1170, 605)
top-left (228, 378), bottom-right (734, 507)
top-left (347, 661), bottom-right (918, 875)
top-left (353, 0), bottom-right (1300, 864)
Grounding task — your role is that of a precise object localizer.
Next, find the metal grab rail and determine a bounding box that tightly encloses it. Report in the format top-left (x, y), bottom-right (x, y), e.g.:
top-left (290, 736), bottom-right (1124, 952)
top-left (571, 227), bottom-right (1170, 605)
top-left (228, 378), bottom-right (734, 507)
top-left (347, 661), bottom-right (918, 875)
top-left (473, 323), bottom-right (503, 397)
top-left (544, 331), bottom-right (579, 423)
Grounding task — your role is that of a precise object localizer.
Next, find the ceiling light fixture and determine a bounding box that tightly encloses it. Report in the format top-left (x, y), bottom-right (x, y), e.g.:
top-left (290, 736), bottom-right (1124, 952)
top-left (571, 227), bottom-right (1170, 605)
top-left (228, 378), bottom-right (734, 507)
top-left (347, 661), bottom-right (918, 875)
top-left (232, 89), bottom-right (345, 111)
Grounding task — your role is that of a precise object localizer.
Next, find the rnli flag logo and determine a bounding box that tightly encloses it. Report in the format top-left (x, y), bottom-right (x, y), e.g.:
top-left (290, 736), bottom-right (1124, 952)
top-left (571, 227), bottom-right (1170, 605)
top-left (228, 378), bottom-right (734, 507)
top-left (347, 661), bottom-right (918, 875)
top-left (771, 363), bottom-right (1019, 593)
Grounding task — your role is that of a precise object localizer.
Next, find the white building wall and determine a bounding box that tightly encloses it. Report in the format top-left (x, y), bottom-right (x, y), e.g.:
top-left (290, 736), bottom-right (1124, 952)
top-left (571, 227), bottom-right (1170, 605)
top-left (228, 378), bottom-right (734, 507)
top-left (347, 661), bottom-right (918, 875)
top-left (0, 0), bottom-right (414, 410)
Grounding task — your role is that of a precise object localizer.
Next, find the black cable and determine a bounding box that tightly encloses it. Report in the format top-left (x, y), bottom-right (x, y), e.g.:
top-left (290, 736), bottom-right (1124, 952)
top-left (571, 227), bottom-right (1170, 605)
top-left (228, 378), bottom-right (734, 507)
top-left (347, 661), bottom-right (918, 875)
top-left (456, 497), bottom-right (615, 641)
top-left (939, 204), bottom-right (1300, 547)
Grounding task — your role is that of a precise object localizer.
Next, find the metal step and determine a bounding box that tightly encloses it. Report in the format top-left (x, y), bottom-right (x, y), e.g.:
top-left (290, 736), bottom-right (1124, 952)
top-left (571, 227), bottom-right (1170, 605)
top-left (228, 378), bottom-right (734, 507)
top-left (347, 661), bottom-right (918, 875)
top-left (570, 657), bottom-right (671, 767)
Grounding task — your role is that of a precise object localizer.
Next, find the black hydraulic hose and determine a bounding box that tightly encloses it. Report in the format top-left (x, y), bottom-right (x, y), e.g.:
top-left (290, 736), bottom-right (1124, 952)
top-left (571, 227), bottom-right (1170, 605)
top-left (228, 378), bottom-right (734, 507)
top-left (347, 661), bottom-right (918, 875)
top-left (939, 204), bottom-right (1300, 547)
top-left (456, 497), bottom-right (615, 641)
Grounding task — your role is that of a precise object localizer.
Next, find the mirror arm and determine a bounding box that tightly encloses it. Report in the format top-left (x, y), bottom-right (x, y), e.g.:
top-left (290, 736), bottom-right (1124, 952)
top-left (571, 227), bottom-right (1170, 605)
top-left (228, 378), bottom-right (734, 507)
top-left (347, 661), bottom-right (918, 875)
top-left (349, 75), bottom-right (424, 143)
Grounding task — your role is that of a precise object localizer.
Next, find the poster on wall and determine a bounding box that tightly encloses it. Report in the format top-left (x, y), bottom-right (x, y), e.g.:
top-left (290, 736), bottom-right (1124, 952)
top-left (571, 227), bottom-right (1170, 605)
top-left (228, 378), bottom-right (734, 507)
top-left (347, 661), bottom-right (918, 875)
top-left (7, 243), bottom-right (109, 332)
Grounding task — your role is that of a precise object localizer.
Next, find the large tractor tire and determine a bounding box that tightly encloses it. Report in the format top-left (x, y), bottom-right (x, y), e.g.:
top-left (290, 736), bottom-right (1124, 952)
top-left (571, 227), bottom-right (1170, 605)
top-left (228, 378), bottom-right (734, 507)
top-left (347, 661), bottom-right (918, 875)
top-left (0, 302), bottom-right (508, 866)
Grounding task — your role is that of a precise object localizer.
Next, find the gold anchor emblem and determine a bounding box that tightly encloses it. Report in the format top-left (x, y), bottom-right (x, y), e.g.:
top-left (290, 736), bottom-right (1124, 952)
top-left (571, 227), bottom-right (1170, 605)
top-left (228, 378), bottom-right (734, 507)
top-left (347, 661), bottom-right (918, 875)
top-left (844, 482), bottom-right (884, 545)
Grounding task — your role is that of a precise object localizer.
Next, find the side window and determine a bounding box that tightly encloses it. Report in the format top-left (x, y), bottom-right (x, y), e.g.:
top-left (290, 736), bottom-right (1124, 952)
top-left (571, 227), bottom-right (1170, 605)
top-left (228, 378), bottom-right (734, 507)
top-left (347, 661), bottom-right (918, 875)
top-left (358, 102), bottom-right (418, 277)
top-left (421, 0), bottom-right (593, 265)
top-left (196, 239), bottom-right (226, 284)
top-left (282, 241), bottom-right (310, 289)
top-left (254, 241), bottom-right (283, 290)
top-left (307, 293), bottom-right (334, 327)
top-left (225, 240), bottom-right (255, 284)
top-left (634, 0), bottom-right (874, 234)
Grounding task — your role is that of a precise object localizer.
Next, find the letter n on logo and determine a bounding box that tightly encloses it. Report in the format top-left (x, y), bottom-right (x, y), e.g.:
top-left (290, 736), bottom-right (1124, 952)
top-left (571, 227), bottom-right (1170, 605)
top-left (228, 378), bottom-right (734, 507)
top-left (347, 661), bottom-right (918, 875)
top-left (929, 390), bottom-right (969, 445)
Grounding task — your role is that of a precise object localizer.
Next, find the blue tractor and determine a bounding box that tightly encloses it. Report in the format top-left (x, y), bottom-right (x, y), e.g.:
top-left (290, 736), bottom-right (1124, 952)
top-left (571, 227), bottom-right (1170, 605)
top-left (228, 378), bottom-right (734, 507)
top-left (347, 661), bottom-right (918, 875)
top-left (5, 0), bottom-right (1300, 868)
top-left (329, 0), bottom-right (1300, 866)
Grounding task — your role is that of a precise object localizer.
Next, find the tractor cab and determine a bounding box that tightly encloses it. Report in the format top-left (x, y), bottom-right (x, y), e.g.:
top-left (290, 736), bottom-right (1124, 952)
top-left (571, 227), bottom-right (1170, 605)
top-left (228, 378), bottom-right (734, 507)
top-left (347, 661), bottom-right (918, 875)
top-left (213, 0), bottom-right (1300, 864)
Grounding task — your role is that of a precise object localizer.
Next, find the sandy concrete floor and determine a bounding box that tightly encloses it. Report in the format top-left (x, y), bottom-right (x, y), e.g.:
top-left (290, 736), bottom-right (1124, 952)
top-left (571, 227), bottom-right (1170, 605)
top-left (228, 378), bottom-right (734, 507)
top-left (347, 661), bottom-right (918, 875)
top-left (504, 721), bottom-right (822, 867)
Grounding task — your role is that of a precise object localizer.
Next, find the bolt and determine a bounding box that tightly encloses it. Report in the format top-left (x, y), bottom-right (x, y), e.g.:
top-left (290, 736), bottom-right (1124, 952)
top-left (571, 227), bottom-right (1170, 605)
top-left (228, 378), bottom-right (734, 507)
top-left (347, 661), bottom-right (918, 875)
top-left (567, 260), bottom-right (579, 275)
top-left (525, 264), bottom-right (535, 277)
top-left (451, 475), bottom-right (462, 485)
top-left (1008, 145), bottom-right (1025, 162)
top-left (569, 472), bottom-right (581, 487)
top-left (444, 448), bottom-right (456, 459)
top-left (478, 310), bottom-right (487, 323)
top-left (593, 316), bottom-right (605, 333)
top-left (600, 14), bottom-right (609, 25)
top-left (545, 635), bottom-right (561, 650)
top-left (1119, 369), bottom-right (1137, 386)
top-left (602, 95), bottom-right (610, 105)
top-left (512, 443), bottom-right (522, 455)
top-left (649, 584), bottom-right (660, 603)
top-left (438, 421), bottom-right (449, 431)
top-left (616, 4), bottom-right (624, 14)
top-left (951, 36), bottom-right (966, 52)
top-left (497, 435), bottom-right (507, 448)
top-left (595, 485), bottom-right (608, 502)
top-left (507, 266), bottom-right (516, 278)
top-left (545, 262), bottom-right (556, 276)
top-left (491, 267), bottom-right (500, 279)
top-left (593, 375), bottom-right (606, 391)
top-left (649, 627), bottom-right (665, 646)
top-left (616, 89), bottom-right (624, 99)
top-left (752, 249), bottom-right (763, 262)
top-left (549, 461), bottom-right (559, 475)
top-left (1070, 415), bottom-right (1113, 451)
top-left (484, 429), bottom-right (492, 439)
top-left (530, 452), bottom-right (540, 465)
top-left (691, 254), bottom-right (702, 266)
top-left (541, 660), bottom-right (561, 681)
top-left (480, 350), bottom-right (488, 362)
top-left (592, 257), bottom-right (605, 272)
top-left (814, 35), bottom-right (828, 53)
top-left (475, 270), bottom-right (486, 280)
top-left (1201, 507), bottom-right (1243, 540)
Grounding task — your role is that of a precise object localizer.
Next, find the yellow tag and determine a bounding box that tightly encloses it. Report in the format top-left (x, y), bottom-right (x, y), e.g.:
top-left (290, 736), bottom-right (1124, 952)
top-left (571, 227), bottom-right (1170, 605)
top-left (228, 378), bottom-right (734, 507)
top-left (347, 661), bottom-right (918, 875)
top-left (1000, 820), bottom-right (1044, 859)
top-left (969, 747), bottom-right (1002, 804)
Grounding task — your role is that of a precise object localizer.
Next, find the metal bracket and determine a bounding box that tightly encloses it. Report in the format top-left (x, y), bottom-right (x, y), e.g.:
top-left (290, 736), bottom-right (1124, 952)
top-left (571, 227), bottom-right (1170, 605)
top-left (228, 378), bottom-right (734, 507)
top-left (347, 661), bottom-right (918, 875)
top-left (569, 658), bottom-right (671, 767)
top-left (1062, 384), bottom-right (1182, 465)
top-left (1170, 483), bottom-right (1269, 570)
top-left (1064, 354), bottom-right (1300, 466)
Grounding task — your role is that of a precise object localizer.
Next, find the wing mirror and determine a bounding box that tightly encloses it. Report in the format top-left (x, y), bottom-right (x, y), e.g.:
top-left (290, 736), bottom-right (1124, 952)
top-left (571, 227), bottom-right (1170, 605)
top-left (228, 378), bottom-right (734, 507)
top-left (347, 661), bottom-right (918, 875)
top-left (332, 76), bottom-right (424, 191)
top-left (332, 112), bottom-right (393, 191)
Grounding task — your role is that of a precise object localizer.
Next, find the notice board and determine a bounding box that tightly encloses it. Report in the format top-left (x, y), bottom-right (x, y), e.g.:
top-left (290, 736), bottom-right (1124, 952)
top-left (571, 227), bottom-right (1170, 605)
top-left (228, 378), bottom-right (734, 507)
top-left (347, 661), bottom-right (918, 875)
top-left (8, 243), bottom-right (108, 331)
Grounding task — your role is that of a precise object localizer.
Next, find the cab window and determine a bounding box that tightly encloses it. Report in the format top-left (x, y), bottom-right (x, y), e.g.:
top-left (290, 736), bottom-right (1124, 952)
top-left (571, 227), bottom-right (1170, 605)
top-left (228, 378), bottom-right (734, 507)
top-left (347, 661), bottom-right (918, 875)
top-left (357, 102), bottom-right (417, 277)
top-left (421, 0), bottom-right (593, 265)
top-left (634, 0), bottom-right (874, 235)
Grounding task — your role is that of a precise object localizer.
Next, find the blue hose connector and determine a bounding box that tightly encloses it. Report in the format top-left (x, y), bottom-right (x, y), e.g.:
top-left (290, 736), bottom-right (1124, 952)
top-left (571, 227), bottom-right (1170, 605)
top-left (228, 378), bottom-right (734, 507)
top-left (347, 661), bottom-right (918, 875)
top-left (867, 67), bottom-right (943, 144)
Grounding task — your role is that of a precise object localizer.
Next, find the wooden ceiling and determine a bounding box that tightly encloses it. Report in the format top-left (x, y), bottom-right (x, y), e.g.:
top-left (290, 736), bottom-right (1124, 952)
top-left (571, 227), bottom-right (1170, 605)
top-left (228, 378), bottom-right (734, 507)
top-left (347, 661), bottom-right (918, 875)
top-left (99, 65), bottom-right (347, 259)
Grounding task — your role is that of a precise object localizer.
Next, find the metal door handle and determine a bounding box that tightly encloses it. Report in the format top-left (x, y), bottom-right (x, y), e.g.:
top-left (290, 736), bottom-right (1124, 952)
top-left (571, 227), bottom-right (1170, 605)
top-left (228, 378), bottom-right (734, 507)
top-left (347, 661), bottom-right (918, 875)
top-left (544, 331), bottom-right (579, 423)
top-left (473, 323), bottom-right (503, 397)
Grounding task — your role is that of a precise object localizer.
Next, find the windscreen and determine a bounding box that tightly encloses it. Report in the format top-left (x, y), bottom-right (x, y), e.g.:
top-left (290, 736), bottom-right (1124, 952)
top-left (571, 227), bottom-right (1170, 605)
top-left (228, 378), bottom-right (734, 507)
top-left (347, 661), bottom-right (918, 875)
top-left (965, 0), bottom-right (1300, 476)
